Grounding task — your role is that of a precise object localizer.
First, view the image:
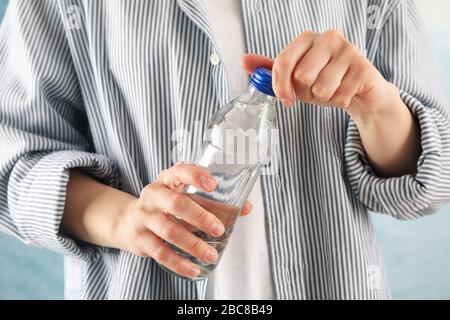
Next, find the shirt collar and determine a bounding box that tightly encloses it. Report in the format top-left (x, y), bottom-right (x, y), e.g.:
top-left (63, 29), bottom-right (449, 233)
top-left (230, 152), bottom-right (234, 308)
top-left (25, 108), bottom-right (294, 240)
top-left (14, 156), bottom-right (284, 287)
top-left (176, 0), bottom-right (221, 52)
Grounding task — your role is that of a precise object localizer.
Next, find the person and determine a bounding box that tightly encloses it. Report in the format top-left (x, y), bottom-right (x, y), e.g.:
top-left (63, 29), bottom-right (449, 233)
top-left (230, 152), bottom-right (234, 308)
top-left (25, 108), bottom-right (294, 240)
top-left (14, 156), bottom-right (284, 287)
top-left (0, 0), bottom-right (449, 300)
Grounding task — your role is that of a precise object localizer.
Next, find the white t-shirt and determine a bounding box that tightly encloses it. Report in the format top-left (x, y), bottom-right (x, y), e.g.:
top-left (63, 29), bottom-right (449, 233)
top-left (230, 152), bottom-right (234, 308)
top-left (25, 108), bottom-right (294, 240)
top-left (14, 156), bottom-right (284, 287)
top-left (203, 0), bottom-right (274, 300)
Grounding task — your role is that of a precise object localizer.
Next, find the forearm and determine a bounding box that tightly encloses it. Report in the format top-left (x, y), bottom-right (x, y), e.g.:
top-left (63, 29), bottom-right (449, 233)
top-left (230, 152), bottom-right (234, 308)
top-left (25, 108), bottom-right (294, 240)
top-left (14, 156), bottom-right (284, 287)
top-left (349, 83), bottom-right (422, 178)
top-left (61, 169), bottom-right (136, 249)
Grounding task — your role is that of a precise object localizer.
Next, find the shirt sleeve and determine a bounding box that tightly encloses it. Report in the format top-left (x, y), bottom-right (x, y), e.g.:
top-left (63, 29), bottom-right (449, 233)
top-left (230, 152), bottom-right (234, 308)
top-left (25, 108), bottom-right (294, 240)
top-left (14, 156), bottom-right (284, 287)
top-left (344, 0), bottom-right (450, 220)
top-left (0, 1), bottom-right (120, 261)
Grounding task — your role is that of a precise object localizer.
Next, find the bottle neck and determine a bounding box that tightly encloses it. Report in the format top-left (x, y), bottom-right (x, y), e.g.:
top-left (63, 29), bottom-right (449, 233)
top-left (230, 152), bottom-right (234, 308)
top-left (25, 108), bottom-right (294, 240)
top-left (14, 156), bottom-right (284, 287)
top-left (234, 84), bottom-right (277, 125)
top-left (242, 85), bottom-right (277, 106)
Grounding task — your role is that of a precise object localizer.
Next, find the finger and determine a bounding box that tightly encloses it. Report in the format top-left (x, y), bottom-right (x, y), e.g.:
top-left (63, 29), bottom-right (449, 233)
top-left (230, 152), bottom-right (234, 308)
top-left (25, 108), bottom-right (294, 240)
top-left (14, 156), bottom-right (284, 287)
top-left (293, 37), bottom-right (349, 103)
top-left (146, 212), bottom-right (219, 264)
top-left (272, 31), bottom-right (317, 106)
top-left (136, 230), bottom-right (202, 278)
top-left (240, 53), bottom-right (274, 74)
top-left (145, 184), bottom-right (225, 237)
top-left (239, 201), bottom-right (252, 217)
top-left (310, 45), bottom-right (355, 103)
top-left (186, 193), bottom-right (241, 228)
top-left (157, 162), bottom-right (216, 193)
top-left (292, 45), bottom-right (331, 104)
top-left (329, 62), bottom-right (361, 109)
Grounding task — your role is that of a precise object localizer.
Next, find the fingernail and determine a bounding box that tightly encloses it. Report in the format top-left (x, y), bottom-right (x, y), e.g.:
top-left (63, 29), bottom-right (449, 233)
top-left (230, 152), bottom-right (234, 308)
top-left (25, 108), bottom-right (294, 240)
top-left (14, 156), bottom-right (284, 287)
top-left (200, 176), bottom-right (216, 192)
top-left (211, 222), bottom-right (225, 236)
top-left (247, 202), bottom-right (253, 213)
top-left (205, 249), bottom-right (218, 263)
top-left (188, 265), bottom-right (200, 277)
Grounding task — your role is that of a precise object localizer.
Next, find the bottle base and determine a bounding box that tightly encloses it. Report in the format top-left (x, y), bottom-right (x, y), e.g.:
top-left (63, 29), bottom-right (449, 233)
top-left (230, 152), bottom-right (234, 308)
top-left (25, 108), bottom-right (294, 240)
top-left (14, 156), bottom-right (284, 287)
top-left (157, 263), bottom-right (209, 281)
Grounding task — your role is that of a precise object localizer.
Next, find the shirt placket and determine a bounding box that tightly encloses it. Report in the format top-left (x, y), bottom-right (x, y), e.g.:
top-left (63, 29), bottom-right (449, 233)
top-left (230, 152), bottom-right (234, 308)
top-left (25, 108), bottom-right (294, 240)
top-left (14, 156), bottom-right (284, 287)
top-left (176, 0), bottom-right (230, 107)
top-left (241, 0), bottom-right (305, 300)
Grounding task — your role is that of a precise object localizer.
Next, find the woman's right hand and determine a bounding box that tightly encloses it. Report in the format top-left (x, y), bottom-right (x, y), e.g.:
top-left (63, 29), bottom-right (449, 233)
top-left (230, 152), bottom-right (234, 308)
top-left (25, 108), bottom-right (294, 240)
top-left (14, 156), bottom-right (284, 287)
top-left (114, 162), bottom-right (251, 278)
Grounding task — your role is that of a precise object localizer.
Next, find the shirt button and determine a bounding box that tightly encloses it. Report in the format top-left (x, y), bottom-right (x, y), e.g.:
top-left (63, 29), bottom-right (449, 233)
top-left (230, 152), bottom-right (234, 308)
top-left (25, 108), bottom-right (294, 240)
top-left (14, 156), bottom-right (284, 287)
top-left (209, 52), bottom-right (221, 65)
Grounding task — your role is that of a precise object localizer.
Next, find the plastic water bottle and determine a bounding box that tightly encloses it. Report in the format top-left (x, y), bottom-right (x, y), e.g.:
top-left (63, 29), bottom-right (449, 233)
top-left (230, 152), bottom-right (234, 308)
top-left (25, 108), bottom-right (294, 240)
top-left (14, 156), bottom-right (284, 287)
top-left (163, 68), bottom-right (278, 280)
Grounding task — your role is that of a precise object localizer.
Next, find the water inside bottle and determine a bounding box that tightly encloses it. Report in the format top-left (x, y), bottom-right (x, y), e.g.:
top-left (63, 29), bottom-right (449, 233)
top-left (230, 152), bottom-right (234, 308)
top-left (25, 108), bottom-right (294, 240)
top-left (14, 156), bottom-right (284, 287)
top-left (167, 161), bottom-right (261, 279)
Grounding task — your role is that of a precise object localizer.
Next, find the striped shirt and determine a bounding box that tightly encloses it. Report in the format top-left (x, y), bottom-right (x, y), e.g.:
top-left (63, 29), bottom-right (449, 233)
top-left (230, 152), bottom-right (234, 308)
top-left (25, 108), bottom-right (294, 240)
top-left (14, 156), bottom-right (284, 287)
top-left (1, 0), bottom-right (449, 300)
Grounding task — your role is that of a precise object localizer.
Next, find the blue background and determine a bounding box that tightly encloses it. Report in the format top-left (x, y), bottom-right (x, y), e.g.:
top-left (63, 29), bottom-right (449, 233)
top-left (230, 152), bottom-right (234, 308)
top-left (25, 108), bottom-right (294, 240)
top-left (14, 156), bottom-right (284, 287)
top-left (0, 1), bottom-right (449, 299)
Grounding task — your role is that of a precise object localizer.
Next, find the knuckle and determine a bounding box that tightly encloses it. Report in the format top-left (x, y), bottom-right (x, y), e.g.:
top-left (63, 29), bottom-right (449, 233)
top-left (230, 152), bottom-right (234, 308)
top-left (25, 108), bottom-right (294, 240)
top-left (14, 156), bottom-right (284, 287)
top-left (295, 71), bottom-right (315, 87)
top-left (301, 30), bottom-right (317, 38)
top-left (295, 91), bottom-right (312, 103)
top-left (354, 57), bottom-right (369, 70)
top-left (343, 42), bottom-right (357, 54)
top-left (274, 55), bottom-right (289, 69)
top-left (196, 210), bottom-right (210, 228)
top-left (168, 193), bottom-right (185, 212)
top-left (163, 221), bottom-right (179, 241)
top-left (325, 29), bottom-right (344, 39)
top-left (332, 95), bottom-right (350, 108)
top-left (135, 200), bottom-right (148, 213)
top-left (156, 170), bottom-right (169, 183)
top-left (158, 169), bottom-right (169, 178)
top-left (172, 259), bottom-right (185, 274)
top-left (174, 161), bottom-right (186, 168)
top-left (171, 162), bottom-right (184, 174)
top-left (133, 200), bottom-right (147, 216)
top-left (130, 228), bottom-right (141, 243)
top-left (141, 184), bottom-right (154, 196)
top-left (293, 69), bottom-right (302, 83)
top-left (154, 245), bottom-right (170, 263)
top-left (318, 30), bottom-right (345, 47)
top-left (311, 83), bottom-right (330, 99)
top-left (141, 184), bottom-right (153, 194)
top-left (136, 247), bottom-right (150, 257)
top-left (190, 238), bottom-right (204, 255)
top-left (188, 166), bottom-right (203, 180)
top-left (296, 30), bottom-right (318, 44)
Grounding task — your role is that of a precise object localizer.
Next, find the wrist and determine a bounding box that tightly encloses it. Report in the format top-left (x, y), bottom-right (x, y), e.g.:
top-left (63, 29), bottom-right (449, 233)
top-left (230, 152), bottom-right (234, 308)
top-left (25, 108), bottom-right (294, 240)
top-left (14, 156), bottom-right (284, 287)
top-left (110, 194), bottom-right (138, 251)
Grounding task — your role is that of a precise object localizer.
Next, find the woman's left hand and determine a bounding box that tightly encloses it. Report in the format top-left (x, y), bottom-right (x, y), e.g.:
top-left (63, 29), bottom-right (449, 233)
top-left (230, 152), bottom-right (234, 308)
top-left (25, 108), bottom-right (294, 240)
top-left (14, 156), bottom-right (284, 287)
top-left (241, 29), bottom-right (398, 121)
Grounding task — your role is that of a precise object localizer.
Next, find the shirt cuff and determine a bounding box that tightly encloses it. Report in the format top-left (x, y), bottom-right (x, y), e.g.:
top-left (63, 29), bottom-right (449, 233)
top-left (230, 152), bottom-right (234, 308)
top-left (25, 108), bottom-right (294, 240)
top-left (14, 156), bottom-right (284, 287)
top-left (344, 90), bottom-right (443, 219)
top-left (8, 150), bottom-right (121, 261)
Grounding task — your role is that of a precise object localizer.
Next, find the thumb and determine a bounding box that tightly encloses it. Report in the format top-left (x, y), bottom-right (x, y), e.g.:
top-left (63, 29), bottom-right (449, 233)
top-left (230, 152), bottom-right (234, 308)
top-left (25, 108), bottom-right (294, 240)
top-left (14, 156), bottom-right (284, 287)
top-left (240, 53), bottom-right (274, 74)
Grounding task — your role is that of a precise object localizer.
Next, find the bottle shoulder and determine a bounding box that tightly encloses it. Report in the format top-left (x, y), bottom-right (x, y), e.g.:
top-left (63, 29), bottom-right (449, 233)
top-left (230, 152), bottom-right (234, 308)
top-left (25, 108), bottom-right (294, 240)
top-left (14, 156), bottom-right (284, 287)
top-left (211, 98), bottom-right (276, 130)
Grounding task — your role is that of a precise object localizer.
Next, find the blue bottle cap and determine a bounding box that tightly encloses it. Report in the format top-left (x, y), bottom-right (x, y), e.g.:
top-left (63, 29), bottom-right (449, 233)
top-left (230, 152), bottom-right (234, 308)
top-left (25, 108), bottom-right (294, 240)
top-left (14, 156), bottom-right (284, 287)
top-left (249, 67), bottom-right (276, 97)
